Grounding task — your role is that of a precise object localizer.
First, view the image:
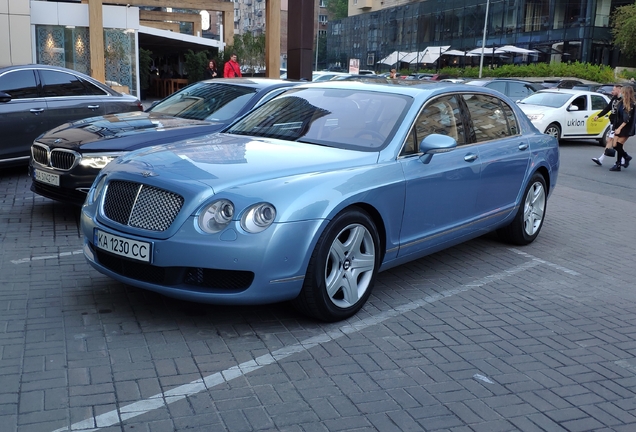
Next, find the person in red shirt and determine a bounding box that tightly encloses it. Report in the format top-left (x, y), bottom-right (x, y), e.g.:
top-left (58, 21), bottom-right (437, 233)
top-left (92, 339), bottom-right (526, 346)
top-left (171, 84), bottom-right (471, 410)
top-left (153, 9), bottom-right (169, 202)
top-left (224, 53), bottom-right (242, 78)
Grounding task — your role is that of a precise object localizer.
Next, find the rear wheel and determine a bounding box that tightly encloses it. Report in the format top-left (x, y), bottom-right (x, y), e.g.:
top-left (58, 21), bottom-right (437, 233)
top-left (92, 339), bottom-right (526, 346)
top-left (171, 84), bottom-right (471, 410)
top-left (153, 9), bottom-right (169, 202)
top-left (497, 173), bottom-right (547, 245)
top-left (292, 208), bottom-right (380, 322)
top-left (544, 123), bottom-right (561, 141)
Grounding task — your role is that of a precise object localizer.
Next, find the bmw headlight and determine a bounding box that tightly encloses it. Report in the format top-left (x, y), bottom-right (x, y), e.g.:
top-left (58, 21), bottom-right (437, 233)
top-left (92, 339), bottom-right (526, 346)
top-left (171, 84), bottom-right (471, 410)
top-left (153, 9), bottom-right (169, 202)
top-left (198, 199), bottom-right (235, 233)
top-left (526, 114), bottom-right (544, 122)
top-left (241, 203), bottom-right (276, 233)
top-left (80, 152), bottom-right (125, 169)
top-left (86, 175), bottom-right (106, 205)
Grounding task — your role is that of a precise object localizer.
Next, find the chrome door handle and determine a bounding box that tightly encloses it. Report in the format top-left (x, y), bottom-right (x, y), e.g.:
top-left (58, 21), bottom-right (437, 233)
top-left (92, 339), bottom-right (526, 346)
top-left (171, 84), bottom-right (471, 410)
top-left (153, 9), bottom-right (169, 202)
top-left (518, 143), bottom-right (529, 150)
top-left (88, 105), bottom-right (100, 110)
top-left (30, 108), bottom-right (44, 114)
top-left (464, 153), bottom-right (478, 162)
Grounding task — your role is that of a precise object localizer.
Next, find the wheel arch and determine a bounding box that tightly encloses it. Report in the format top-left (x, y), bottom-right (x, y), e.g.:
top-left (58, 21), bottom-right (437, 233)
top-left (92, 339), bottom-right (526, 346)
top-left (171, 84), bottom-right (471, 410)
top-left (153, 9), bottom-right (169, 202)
top-left (335, 202), bottom-right (387, 263)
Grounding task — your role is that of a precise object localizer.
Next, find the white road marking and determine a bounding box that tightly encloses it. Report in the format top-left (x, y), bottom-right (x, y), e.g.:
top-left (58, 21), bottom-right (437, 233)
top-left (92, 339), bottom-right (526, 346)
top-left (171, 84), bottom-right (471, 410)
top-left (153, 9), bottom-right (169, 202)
top-left (509, 248), bottom-right (581, 275)
top-left (50, 259), bottom-right (551, 432)
top-left (10, 249), bottom-right (83, 264)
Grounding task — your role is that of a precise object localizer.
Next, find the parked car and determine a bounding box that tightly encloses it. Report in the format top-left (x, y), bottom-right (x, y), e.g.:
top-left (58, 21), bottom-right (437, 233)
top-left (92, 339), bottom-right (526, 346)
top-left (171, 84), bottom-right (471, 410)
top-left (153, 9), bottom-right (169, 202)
top-left (517, 89), bottom-right (611, 144)
top-left (80, 81), bottom-right (559, 322)
top-left (330, 74), bottom-right (389, 83)
top-left (465, 78), bottom-right (543, 99)
top-left (312, 71), bottom-right (350, 82)
top-left (541, 79), bottom-right (584, 89)
top-left (0, 64), bottom-right (142, 167)
top-left (29, 78), bottom-right (297, 205)
top-left (572, 83), bottom-right (601, 93)
top-left (404, 73), bottom-right (434, 80)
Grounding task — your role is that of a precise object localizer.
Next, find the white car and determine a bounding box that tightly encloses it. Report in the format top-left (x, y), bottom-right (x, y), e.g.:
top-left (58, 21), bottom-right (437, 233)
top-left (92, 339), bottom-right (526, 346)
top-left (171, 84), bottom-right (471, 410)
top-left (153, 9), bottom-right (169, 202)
top-left (517, 89), bottom-right (611, 145)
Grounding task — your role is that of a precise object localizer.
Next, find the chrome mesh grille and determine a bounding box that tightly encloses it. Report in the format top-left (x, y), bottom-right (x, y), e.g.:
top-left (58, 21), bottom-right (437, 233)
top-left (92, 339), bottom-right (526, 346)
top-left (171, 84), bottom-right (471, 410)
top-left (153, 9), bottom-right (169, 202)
top-left (103, 180), bottom-right (184, 232)
top-left (31, 144), bottom-right (49, 165)
top-left (50, 149), bottom-right (77, 170)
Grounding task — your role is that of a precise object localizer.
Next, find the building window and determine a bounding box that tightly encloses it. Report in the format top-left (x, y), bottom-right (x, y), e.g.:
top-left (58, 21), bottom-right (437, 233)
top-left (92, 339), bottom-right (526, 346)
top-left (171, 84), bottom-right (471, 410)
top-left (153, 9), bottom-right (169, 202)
top-left (319, 0), bottom-right (327, 7)
top-left (319, 15), bottom-right (328, 24)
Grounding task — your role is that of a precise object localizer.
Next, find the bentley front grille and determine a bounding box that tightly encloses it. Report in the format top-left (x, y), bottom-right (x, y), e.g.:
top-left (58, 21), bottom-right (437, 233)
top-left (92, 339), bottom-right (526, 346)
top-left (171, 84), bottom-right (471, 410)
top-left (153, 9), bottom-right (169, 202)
top-left (103, 180), bottom-right (184, 232)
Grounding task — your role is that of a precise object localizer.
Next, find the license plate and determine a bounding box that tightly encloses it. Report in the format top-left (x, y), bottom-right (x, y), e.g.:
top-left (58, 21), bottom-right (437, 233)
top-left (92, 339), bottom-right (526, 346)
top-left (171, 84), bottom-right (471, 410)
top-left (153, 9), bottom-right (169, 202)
top-left (94, 229), bottom-right (151, 262)
top-left (34, 169), bottom-right (60, 186)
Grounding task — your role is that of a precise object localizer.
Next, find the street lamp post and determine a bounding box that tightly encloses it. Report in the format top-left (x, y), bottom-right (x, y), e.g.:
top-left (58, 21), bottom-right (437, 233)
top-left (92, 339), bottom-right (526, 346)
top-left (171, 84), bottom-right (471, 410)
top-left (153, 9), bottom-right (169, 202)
top-left (479, 0), bottom-right (491, 78)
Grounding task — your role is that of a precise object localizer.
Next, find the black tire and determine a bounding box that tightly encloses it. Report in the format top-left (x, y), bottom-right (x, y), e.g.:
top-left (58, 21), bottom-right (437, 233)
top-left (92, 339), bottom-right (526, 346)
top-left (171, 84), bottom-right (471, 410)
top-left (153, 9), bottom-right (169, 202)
top-left (292, 207), bottom-right (380, 322)
top-left (544, 123), bottom-right (561, 141)
top-left (497, 173), bottom-right (547, 246)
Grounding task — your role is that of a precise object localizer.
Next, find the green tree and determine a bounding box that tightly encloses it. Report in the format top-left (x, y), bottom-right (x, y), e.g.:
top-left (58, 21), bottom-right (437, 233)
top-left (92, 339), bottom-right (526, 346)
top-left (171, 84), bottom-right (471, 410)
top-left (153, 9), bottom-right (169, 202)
top-left (184, 49), bottom-right (210, 83)
top-left (228, 32), bottom-right (266, 75)
top-left (611, 3), bottom-right (636, 58)
top-left (327, 0), bottom-right (348, 20)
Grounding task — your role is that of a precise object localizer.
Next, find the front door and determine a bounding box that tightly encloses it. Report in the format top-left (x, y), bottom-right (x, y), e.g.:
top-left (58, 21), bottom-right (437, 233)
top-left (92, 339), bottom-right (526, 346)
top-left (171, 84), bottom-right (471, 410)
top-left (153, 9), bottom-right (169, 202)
top-left (0, 69), bottom-right (48, 163)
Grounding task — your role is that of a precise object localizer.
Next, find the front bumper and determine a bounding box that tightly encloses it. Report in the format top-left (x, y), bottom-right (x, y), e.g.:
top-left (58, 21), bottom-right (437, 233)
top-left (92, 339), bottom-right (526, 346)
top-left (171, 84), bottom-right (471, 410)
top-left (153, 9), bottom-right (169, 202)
top-left (81, 206), bottom-right (326, 305)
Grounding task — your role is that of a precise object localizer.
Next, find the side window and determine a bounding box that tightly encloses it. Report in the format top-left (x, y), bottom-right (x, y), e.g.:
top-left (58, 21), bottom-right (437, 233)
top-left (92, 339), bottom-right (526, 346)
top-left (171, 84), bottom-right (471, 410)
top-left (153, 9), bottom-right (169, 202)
top-left (462, 94), bottom-right (513, 142)
top-left (591, 95), bottom-right (607, 110)
top-left (40, 70), bottom-right (89, 97)
top-left (80, 78), bottom-right (108, 96)
top-left (508, 82), bottom-right (533, 99)
top-left (501, 103), bottom-right (520, 136)
top-left (570, 96), bottom-right (587, 111)
top-left (413, 95), bottom-right (464, 147)
top-left (485, 81), bottom-right (506, 95)
top-left (0, 70), bottom-right (39, 99)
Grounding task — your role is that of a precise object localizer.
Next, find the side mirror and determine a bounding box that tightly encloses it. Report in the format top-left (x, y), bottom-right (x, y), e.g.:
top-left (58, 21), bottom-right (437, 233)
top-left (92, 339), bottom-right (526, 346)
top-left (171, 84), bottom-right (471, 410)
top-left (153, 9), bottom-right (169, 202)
top-left (418, 133), bottom-right (457, 164)
top-left (0, 91), bottom-right (11, 103)
top-left (567, 104), bottom-right (579, 111)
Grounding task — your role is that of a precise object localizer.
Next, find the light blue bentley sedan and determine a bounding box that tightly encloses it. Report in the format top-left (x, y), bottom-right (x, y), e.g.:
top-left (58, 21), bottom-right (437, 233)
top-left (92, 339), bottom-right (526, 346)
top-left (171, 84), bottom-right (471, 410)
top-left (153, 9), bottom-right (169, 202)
top-left (80, 81), bottom-right (559, 322)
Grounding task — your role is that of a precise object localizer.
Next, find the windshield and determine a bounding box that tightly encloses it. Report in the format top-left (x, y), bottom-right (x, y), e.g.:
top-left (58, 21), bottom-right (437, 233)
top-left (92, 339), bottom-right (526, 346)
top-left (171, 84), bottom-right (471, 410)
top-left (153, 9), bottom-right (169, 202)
top-left (149, 82), bottom-right (257, 121)
top-left (226, 87), bottom-right (412, 151)
top-left (519, 92), bottom-right (571, 108)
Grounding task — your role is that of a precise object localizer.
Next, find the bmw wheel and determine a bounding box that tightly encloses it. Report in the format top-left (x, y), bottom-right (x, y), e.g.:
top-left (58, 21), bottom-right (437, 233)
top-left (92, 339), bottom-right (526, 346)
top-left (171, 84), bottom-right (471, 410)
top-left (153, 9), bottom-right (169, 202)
top-left (497, 173), bottom-right (547, 245)
top-left (293, 207), bottom-right (380, 322)
top-left (544, 123), bottom-right (561, 140)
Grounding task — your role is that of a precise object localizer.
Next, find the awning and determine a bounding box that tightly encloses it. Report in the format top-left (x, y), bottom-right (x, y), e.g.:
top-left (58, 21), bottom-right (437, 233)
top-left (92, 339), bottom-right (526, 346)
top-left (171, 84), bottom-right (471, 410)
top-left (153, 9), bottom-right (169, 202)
top-left (377, 51), bottom-right (408, 65)
top-left (138, 25), bottom-right (223, 57)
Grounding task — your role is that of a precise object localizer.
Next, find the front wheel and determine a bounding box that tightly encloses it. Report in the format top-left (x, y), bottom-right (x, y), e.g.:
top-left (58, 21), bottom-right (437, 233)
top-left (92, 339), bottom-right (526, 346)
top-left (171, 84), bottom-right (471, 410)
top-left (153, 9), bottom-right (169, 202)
top-left (544, 123), bottom-right (561, 141)
top-left (292, 207), bottom-right (381, 322)
top-left (497, 173), bottom-right (547, 245)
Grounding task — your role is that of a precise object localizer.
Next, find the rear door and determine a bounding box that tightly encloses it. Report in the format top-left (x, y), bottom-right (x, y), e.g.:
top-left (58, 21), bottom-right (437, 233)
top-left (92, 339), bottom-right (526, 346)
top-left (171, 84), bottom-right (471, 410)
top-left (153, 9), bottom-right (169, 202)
top-left (462, 93), bottom-right (531, 227)
top-left (37, 69), bottom-right (109, 133)
top-left (0, 69), bottom-right (47, 163)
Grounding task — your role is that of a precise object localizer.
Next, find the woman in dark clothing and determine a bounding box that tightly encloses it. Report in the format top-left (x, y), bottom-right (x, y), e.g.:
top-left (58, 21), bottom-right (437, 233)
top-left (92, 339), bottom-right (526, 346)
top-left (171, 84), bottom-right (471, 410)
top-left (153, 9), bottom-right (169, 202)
top-left (204, 60), bottom-right (218, 80)
top-left (610, 85), bottom-right (636, 172)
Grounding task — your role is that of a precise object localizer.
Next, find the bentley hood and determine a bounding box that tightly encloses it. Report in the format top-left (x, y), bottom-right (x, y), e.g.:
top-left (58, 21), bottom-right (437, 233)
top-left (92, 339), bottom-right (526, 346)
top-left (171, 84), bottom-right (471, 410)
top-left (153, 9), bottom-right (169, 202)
top-left (103, 133), bottom-right (380, 194)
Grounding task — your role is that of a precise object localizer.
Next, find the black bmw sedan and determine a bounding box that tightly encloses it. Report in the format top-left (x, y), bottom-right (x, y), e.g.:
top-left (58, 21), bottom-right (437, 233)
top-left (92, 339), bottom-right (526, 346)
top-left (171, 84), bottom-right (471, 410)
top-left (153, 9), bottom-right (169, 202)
top-left (29, 78), bottom-right (297, 206)
top-left (0, 64), bottom-right (142, 167)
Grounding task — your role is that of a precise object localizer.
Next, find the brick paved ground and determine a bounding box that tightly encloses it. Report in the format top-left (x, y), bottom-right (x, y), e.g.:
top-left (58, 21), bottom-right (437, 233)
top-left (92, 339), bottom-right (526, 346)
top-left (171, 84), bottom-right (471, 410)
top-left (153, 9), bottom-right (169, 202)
top-left (1, 142), bottom-right (636, 432)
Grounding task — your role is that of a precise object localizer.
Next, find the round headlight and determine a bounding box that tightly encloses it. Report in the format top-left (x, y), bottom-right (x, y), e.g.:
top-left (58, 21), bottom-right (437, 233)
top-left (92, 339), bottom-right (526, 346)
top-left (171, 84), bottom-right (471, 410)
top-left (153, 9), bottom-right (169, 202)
top-left (241, 203), bottom-right (276, 233)
top-left (198, 199), bottom-right (235, 233)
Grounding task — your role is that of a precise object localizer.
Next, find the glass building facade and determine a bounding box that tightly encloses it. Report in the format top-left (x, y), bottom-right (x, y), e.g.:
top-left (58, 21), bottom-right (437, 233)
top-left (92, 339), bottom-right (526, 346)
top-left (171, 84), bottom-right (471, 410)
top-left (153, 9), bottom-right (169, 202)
top-left (327, 0), bottom-right (635, 70)
top-left (35, 25), bottom-right (137, 96)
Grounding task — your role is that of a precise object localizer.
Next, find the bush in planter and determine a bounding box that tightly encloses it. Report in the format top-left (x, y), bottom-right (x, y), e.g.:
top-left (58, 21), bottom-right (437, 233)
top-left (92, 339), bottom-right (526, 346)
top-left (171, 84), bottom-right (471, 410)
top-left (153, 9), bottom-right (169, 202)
top-left (184, 49), bottom-right (210, 84)
top-left (139, 48), bottom-right (153, 97)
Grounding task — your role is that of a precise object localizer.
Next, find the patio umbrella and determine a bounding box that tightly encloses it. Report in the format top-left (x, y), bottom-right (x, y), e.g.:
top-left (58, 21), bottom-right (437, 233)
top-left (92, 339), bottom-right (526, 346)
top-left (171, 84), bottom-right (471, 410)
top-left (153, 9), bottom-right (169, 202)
top-left (443, 49), bottom-right (470, 56)
top-left (494, 45), bottom-right (537, 54)
top-left (378, 51), bottom-right (406, 65)
top-left (420, 45), bottom-right (451, 64)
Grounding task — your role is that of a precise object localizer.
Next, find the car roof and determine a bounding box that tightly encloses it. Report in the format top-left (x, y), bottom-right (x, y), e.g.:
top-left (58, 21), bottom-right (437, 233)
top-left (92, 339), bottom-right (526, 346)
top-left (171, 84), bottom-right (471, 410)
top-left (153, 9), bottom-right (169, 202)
top-left (199, 77), bottom-right (296, 90)
top-left (536, 88), bottom-right (609, 97)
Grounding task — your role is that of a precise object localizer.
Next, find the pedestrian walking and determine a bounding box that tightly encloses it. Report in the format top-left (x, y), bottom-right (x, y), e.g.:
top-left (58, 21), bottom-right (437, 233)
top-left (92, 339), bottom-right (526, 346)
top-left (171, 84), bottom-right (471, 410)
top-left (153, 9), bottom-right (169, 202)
top-left (592, 84), bottom-right (624, 166)
top-left (609, 85), bottom-right (636, 172)
top-left (224, 53), bottom-right (242, 78)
